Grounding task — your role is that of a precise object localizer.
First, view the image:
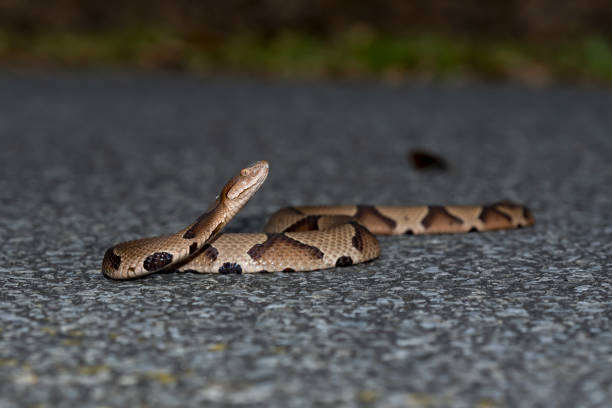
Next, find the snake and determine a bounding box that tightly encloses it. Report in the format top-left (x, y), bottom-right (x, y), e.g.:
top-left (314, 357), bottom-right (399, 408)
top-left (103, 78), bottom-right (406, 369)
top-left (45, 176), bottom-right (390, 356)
top-left (102, 160), bottom-right (534, 280)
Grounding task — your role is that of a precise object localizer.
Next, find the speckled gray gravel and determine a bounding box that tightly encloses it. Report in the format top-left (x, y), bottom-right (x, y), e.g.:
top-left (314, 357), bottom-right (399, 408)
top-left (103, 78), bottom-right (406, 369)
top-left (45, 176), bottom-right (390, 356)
top-left (1, 71), bottom-right (611, 408)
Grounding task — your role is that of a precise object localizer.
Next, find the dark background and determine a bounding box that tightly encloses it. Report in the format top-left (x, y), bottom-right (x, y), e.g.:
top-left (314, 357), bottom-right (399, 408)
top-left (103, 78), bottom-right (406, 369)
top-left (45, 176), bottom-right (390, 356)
top-left (3, 0), bottom-right (612, 38)
top-left (2, 1), bottom-right (612, 83)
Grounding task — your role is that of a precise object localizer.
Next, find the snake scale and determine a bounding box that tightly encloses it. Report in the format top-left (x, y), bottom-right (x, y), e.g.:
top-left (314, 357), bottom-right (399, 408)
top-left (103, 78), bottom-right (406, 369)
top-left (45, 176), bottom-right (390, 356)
top-left (102, 160), bottom-right (534, 279)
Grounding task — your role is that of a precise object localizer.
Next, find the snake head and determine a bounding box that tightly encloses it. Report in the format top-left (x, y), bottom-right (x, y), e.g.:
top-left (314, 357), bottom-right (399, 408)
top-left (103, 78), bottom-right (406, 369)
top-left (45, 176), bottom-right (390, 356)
top-left (225, 160), bottom-right (269, 201)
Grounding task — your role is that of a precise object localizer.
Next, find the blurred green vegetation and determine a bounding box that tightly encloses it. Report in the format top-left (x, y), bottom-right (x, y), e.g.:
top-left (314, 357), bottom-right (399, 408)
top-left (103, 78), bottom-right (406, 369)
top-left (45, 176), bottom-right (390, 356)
top-left (1, 26), bottom-right (612, 84)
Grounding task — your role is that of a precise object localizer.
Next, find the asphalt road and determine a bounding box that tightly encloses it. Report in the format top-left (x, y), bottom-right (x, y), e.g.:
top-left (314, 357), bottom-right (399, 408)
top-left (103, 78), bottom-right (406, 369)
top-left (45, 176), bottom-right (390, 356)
top-left (1, 71), bottom-right (611, 407)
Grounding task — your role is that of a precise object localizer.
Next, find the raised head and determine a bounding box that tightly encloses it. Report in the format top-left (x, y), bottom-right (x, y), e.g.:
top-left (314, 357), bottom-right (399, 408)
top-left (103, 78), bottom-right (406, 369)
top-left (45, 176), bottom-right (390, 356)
top-left (221, 160), bottom-right (269, 209)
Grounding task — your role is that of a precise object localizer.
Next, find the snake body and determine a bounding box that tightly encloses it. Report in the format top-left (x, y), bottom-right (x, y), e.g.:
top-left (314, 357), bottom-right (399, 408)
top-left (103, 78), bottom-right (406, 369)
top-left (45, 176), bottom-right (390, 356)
top-left (102, 161), bottom-right (534, 279)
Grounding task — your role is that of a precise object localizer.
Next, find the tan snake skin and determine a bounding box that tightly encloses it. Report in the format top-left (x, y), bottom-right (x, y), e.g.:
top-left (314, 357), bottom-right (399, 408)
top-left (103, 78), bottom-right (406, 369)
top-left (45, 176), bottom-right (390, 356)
top-left (102, 160), bottom-right (534, 279)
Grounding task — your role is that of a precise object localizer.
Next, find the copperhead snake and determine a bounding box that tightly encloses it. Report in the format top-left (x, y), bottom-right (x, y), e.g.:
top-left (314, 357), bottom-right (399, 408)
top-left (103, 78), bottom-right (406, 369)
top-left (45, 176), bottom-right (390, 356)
top-left (102, 160), bottom-right (534, 279)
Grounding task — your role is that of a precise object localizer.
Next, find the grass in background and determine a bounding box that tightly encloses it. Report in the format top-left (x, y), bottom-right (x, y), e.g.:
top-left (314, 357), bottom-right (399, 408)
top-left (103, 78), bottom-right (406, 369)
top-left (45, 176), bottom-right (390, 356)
top-left (1, 26), bottom-right (612, 84)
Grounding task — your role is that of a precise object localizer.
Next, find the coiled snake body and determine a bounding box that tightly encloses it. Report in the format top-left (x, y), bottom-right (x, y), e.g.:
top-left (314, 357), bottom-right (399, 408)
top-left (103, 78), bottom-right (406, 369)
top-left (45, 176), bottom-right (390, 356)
top-left (102, 161), bottom-right (534, 279)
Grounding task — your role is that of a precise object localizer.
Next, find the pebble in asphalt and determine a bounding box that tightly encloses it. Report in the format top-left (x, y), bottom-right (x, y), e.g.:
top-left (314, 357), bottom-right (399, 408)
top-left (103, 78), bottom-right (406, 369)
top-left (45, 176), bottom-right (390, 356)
top-left (0, 71), bottom-right (611, 407)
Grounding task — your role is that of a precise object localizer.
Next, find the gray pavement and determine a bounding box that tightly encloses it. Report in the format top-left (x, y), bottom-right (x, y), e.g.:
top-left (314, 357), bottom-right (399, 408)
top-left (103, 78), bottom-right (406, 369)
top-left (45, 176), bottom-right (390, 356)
top-left (0, 71), bottom-right (611, 407)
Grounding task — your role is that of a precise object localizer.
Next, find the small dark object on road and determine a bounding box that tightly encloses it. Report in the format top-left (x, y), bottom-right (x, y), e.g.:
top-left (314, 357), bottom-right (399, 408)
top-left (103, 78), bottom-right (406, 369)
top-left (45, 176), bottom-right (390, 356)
top-left (409, 149), bottom-right (449, 170)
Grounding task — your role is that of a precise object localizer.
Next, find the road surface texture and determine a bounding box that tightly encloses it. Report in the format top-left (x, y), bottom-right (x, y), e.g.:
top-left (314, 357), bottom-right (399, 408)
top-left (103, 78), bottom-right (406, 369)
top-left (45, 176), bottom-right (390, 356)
top-left (1, 71), bottom-right (611, 407)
